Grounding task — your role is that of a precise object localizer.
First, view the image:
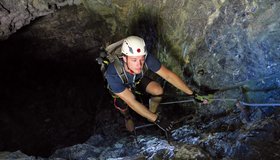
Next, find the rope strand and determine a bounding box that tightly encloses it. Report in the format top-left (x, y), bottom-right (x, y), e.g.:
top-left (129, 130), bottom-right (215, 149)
top-left (160, 97), bottom-right (280, 107)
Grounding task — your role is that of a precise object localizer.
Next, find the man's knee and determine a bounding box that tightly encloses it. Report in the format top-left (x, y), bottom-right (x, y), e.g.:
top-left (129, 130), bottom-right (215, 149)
top-left (154, 86), bottom-right (164, 96)
top-left (146, 81), bottom-right (164, 96)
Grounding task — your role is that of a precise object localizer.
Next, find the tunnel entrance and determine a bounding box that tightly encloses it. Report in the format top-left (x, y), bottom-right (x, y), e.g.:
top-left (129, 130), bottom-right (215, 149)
top-left (0, 23), bottom-right (108, 157)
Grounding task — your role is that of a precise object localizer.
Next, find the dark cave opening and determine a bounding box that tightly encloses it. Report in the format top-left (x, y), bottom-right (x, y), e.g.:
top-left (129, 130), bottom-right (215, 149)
top-left (0, 31), bottom-right (107, 157)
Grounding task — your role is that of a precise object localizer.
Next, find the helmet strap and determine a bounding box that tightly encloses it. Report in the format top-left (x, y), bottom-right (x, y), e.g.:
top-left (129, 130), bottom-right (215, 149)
top-left (126, 63), bottom-right (135, 74)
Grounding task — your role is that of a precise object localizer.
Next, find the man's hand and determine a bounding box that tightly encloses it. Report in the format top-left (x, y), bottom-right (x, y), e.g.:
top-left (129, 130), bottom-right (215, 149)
top-left (193, 91), bottom-right (209, 104)
top-left (154, 115), bottom-right (174, 132)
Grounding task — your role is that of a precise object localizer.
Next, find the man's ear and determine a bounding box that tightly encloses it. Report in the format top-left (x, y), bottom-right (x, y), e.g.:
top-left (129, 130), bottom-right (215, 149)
top-left (122, 56), bottom-right (127, 63)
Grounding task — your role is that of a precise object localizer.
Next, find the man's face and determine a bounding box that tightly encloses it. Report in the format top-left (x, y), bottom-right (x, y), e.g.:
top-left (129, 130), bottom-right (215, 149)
top-left (123, 55), bottom-right (145, 74)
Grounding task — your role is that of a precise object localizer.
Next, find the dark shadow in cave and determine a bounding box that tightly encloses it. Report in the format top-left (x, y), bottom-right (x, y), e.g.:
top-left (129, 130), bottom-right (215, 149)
top-left (0, 23), bottom-right (106, 157)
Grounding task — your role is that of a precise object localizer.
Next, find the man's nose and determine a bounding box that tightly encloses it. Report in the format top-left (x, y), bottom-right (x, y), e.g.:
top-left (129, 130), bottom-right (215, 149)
top-left (137, 61), bottom-right (143, 67)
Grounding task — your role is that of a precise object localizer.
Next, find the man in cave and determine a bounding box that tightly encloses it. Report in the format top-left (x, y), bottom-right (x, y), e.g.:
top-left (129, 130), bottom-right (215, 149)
top-left (105, 36), bottom-right (206, 132)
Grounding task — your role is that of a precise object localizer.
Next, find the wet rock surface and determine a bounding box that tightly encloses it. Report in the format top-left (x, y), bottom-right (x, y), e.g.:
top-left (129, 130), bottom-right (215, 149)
top-left (1, 104), bottom-right (279, 159)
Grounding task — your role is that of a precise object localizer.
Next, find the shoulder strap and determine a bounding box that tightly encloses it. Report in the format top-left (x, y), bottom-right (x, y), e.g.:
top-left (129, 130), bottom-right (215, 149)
top-left (113, 56), bottom-right (128, 84)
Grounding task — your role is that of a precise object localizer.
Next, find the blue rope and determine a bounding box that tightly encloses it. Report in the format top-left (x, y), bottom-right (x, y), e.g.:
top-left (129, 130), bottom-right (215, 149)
top-left (239, 101), bottom-right (280, 107)
top-left (206, 99), bottom-right (280, 107)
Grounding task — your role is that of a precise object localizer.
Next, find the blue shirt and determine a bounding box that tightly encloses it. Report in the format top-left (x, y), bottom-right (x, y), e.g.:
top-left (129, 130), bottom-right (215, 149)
top-left (105, 53), bottom-right (161, 93)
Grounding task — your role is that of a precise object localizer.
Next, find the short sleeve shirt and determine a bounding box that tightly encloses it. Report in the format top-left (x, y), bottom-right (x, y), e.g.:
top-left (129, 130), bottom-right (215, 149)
top-left (105, 53), bottom-right (161, 93)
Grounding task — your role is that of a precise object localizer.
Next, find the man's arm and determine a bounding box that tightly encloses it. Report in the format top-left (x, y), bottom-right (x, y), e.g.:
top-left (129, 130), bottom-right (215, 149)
top-left (115, 88), bottom-right (157, 122)
top-left (156, 65), bottom-right (193, 95)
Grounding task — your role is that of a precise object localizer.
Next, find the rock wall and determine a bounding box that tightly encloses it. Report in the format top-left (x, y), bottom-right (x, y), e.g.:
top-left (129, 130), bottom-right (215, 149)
top-left (0, 0), bottom-right (81, 40)
top-left (83, 0), bottom-right (280, 102)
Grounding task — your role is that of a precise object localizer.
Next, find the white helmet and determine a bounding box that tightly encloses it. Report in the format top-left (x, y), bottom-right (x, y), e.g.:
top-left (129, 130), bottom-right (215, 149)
top-left (121, 36), bottom-right (147, 56)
